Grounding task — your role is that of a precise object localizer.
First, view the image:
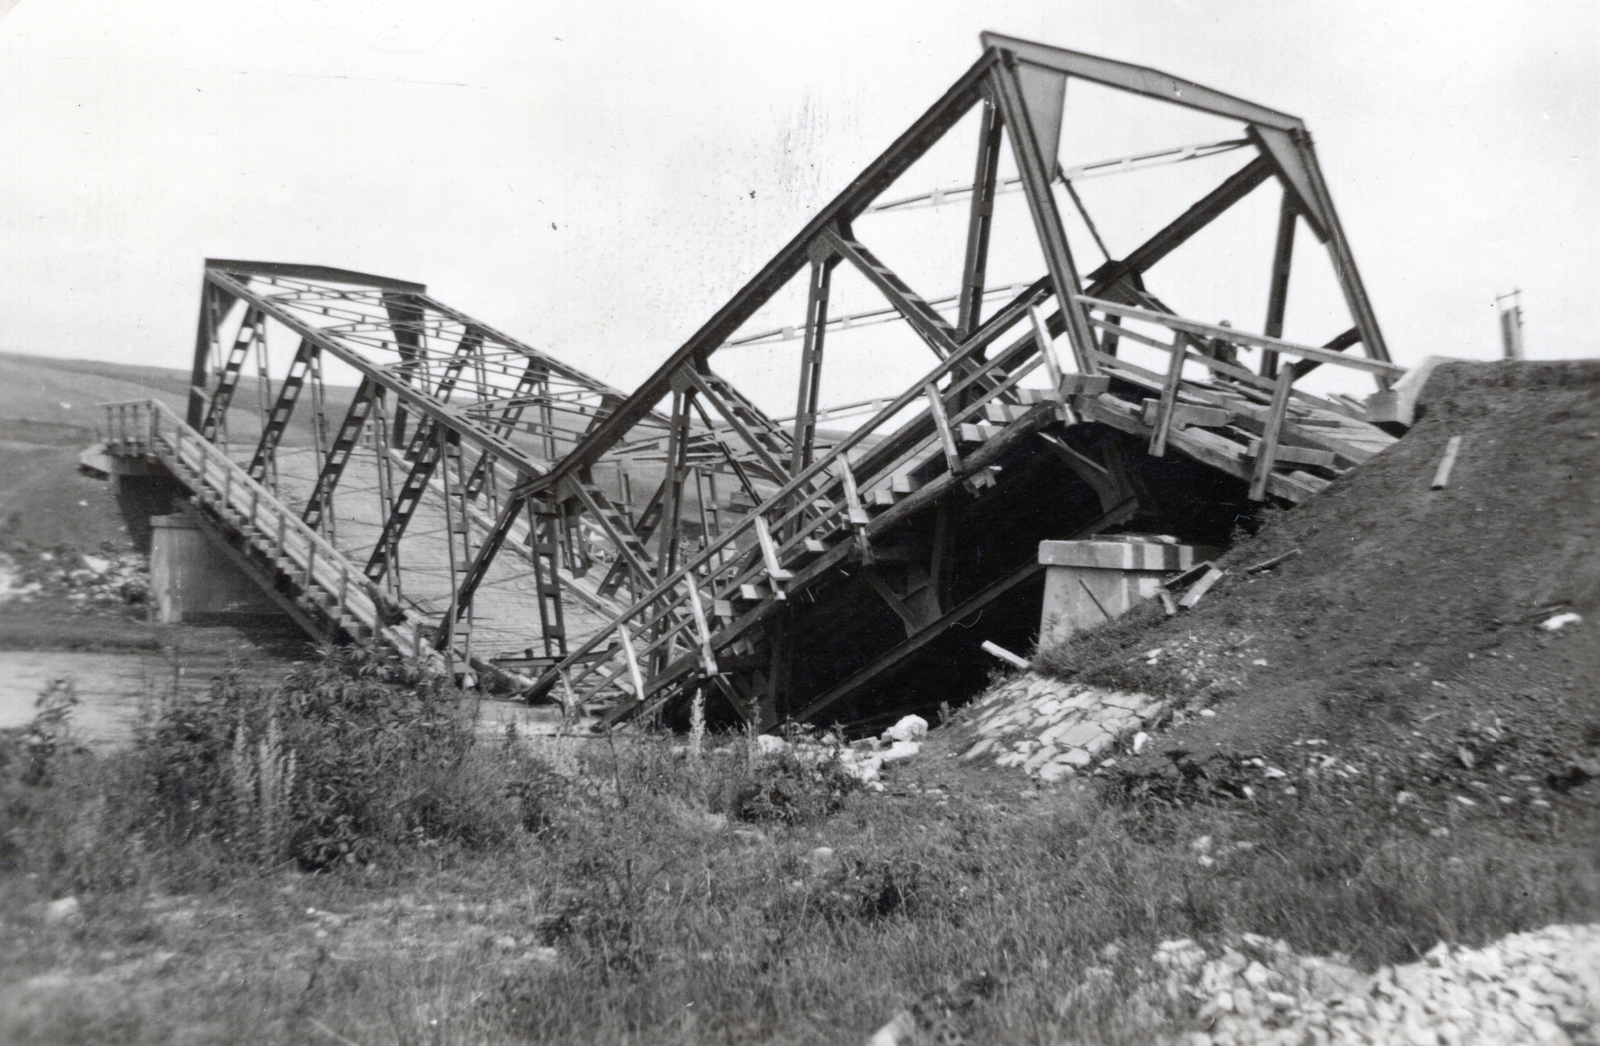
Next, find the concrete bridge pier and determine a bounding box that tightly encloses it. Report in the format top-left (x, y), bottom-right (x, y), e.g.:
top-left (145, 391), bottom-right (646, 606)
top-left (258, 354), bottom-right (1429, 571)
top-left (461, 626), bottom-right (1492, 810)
top-left (148, 513), bottom-right (287, 626)
top-left (1038, 537), bottom-right (1194, 647)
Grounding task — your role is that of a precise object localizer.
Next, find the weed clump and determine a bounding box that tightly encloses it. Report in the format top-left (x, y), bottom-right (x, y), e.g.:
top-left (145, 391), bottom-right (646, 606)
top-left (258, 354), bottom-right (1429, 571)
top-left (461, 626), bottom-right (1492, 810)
top-left (140, 649), bottom-right (531, 871)
top-left (727, 749), bottom-right (858, 826)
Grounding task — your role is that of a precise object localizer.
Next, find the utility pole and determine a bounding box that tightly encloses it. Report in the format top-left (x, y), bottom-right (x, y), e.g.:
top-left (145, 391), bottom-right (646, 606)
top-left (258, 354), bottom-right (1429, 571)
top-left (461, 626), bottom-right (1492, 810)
top-left (1496, 289), bottom-right (1525, 361)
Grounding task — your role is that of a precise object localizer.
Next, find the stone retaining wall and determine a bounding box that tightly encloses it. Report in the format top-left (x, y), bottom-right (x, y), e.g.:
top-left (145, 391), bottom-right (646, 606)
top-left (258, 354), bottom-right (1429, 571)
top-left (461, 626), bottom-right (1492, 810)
top-left (959, 672), bottom-right (1169, 782)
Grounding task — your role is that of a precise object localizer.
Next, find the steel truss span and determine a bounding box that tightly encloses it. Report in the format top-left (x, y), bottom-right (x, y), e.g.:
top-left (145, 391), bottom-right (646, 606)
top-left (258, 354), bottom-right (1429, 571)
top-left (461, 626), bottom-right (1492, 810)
top-left (133, 34), bottom-right (1403, 731)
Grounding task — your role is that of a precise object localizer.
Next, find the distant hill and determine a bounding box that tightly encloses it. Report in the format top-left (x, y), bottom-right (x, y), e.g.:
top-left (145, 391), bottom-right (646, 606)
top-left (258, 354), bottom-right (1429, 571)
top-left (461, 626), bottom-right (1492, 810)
top-left (0, 352), bottom-right (193, 438)
top-left (0, 351), bottom-right (356, 448)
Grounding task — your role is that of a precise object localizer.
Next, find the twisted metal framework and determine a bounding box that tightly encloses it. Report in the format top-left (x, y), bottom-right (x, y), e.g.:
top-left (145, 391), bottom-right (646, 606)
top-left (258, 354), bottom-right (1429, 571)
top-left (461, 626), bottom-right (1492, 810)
top-left (154, 34), bottom-right (1405, 728)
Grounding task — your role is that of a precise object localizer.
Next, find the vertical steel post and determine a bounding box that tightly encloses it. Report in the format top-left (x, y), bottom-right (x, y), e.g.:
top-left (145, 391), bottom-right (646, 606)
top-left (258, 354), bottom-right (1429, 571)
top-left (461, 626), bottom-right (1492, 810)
top-left (957, 95), bottom-right (1004, 342)
top-left (1261, 191), bottom-right (1298, 378)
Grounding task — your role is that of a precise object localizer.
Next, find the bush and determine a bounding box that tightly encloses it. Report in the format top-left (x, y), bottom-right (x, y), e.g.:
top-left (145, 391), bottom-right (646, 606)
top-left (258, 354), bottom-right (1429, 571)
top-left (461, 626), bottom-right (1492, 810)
top-left (137, 649), bottom-right (520, 871)
top-left (725, 749), bottom-right (859, 826)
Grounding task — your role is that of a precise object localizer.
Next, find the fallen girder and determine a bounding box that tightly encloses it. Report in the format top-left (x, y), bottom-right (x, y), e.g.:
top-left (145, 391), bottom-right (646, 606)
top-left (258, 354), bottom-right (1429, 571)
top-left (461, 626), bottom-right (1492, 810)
top-left (521, 32), bottom-right (1403, 730)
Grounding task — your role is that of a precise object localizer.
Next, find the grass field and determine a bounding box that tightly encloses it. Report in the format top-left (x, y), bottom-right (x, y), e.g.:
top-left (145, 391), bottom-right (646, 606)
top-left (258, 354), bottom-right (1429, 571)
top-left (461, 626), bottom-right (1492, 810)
top-left (2, 647), bottom-right (1595, 1046)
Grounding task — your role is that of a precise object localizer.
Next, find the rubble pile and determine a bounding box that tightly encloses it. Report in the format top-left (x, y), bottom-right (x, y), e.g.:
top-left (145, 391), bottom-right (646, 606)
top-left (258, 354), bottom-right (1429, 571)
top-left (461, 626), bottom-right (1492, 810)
top-left (0, 548), bottom-right (147, 607)
top-left (1152, 925), bottom-right (1600, 1046)
top-left (957, 673), bottom-right (1171, 782)
top-left (756, 714), bottom-right (931, 788)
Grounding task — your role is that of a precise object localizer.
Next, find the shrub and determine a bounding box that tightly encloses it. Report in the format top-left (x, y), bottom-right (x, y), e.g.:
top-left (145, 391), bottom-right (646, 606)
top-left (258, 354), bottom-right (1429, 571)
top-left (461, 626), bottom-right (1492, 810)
top-left (134, 649), bottom-right (516, 871)
top-left (723, 749), bottom-right (860, 827)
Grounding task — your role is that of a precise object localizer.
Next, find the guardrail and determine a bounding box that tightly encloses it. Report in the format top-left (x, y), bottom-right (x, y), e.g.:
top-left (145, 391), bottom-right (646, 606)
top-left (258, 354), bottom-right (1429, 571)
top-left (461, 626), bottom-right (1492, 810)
top-left (101, 398), bottom-right (409, 652)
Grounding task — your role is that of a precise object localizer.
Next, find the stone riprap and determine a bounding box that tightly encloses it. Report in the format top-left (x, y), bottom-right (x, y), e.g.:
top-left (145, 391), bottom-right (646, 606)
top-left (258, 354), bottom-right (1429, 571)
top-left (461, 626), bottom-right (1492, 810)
top-left (958, 673), bottom-right (1168, 782)
top-left (1153, 925), bottom-right (1600, 1046)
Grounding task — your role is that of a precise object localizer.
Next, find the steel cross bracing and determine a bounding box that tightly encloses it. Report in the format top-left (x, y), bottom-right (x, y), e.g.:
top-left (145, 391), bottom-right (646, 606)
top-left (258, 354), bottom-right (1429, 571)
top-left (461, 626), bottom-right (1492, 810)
top-left (130, 34), bottom-right (1405, 728)
top-left (516, 33), bottom-right (1403, 730)
top-left (175, 259), bottom-right (700, 681)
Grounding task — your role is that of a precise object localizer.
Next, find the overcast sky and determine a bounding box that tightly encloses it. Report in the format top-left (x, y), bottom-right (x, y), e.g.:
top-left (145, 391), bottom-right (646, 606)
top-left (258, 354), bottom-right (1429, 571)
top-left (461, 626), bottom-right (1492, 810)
top-left (1, 0), bottom-right (1595, 400)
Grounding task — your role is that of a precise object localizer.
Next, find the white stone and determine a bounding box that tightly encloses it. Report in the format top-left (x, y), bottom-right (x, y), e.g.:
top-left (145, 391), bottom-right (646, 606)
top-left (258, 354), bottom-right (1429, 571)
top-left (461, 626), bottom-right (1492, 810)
top-left (1039, 716), bottom-right (1085, 746)
top-left (1023, 745), bottom-right (1059, 773)
top-left (1083, 732), bottom-right (1115, 756)
top-left (1132, 731), bottom-right (1149, 754)
top-left (882, 715), bottom-right (929, 743)
top-left (1055, 721), bottom-right (1107, 749)
top-left (865, 1010), bottom-right (916, 1046)
top-left (757, 735), bottom-right (791, 756)
top-left (43, 896), bottom-right (81, 925)
top-left (880, 740), bottom-right (920, 764)
top-left (1038, 760), bottom-right (1076, 783)
top-left (961, 738), bottom-right (995, 761)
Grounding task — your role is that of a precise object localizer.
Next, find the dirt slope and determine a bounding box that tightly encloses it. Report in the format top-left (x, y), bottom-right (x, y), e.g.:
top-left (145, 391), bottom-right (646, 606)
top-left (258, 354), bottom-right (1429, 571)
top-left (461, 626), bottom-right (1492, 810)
top-left (1032, 360), bottom-right (1600, 808)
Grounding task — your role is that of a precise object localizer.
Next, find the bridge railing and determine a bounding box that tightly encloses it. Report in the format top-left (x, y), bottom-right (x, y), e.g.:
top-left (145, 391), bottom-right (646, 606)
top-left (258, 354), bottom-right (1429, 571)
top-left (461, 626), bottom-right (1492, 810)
top-left (535, 289), bottom-right (1068, 722)
top-left (102, 398), bottom-right (410, 652)
top-left (1074, 296), bottom-right (1407, 499)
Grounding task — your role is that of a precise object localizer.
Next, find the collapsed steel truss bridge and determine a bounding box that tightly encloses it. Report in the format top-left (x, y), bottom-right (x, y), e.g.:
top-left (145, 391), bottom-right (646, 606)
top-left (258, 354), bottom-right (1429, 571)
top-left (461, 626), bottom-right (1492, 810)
top-left (104, 34), bottom-right (1406, 731)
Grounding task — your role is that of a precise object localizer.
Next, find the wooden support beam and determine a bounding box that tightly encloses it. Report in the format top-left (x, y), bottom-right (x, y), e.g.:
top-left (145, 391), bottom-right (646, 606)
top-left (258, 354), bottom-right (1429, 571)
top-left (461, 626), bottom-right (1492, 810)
top-left (1178, 566), bottom-right (1225, 609)
top-left (1149, 333), bottom-right (1189, 457)
top-left (1035, 432), bottom-right (1120, 513)
top-left (762, 615), bottom-right (792, 729)
top-left (1030, 305), bottom-right (1064, 391)
top-left (982, 640), bottom-right (1031, 670)
top-left (1249, 361), bottom-right (1305, 501)
top-left (838, 456), bottom-right (874, 564)
top-left (753, 514), bottom-right (793, 594)
top-left (928, 499), bottom-right (958, 612)
top-left (1431, 436), bottom-right (1462, 490)
top-left (617, 624), bottom-right (647, 703)
top-left (683, 577), bottom-right (720, 676)
top-left (838, 457), bottom-right (871, 526)
top-left (864, 566), bottom-right (938, 639)
top-left (925, 383), bottom-right (964, 475)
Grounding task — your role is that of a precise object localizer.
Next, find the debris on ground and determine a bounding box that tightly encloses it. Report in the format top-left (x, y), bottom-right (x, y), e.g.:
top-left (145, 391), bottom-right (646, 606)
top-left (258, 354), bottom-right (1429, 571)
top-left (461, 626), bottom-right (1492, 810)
top-left (754, 714), bottom-right (933, 788)
top-left (0, 547), bottom-right (146, 607)
top-left (1153, 924), bottom-right (1600, 1045)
